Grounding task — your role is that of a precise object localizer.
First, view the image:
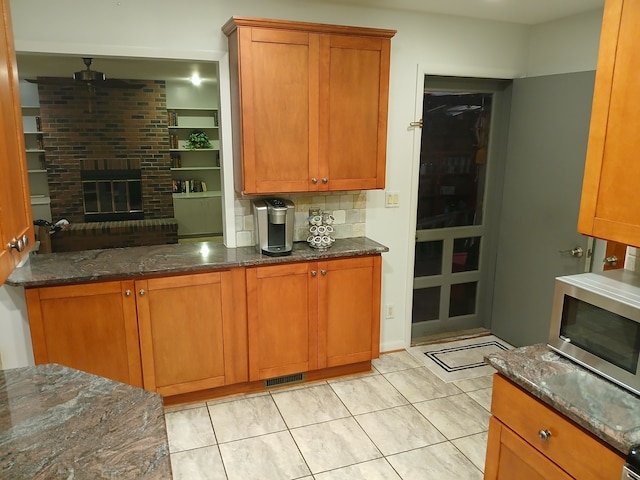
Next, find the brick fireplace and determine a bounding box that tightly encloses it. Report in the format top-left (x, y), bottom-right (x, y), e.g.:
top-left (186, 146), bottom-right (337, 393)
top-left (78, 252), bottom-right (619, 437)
top-left (37, 79), bottom-right (177, 251)
top-left (38, 79), bottom-right (174, 223)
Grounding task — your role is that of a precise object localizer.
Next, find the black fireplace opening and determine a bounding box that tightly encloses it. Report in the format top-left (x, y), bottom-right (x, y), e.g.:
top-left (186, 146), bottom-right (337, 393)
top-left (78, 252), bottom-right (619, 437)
top-left (81, 168), bottom-right (144, 222)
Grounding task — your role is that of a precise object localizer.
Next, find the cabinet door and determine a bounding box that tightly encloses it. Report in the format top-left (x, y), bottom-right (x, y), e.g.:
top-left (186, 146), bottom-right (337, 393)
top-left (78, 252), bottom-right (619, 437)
top-left (319, 34), bottom-right (391, 191)
top-left (235, 27), bottom-right (319, 194)
top-left (0, 0), bottom-right (34, 284)
top-left (246, 262), bottom-right (318, 380)
top-left (578, 0), bottom-right (640, 246)
top-left (318, 255), bottom-right (382, 368)
top-left (25, 281), bottom-right (142, 387)
top-left (136, 271), bottom-right (237, 396)
top-left (484, 417), bottom-right (573, 480)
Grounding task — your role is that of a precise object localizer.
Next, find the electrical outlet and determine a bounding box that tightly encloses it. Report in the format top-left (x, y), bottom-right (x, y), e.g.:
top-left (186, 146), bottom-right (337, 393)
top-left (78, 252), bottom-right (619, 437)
top-left (385, 304), bottom-right (395, 319)
top-left (385, 191), bottom-right (400, 208)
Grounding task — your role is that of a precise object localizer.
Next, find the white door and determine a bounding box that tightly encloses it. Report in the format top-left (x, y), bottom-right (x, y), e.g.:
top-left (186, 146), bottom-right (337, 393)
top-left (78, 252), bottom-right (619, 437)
top-left (490, 71), bottom-right (596, 346)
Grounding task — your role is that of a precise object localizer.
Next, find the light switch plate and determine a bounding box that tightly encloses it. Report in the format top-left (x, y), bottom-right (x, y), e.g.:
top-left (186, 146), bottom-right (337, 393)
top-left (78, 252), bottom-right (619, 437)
top-left (385, 191), bottom-right (400, 208)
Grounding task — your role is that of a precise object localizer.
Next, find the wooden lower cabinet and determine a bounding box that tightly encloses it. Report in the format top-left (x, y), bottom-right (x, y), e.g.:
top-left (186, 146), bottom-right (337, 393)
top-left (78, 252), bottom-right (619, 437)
top-left (136, 269), bottom-right (248, 396)
top-left (246, 255), bottom-right (381, 381)
top-left (26, 281), bottom-right (143, 387)
top-left (485, 374), bottom-right (625, 480)
top-left (26, 269), bottom-right (248, 396)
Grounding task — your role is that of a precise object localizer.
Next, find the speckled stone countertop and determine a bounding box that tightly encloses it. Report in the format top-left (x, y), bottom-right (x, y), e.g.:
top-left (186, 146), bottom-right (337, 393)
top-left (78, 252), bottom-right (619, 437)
top-left (486, 344), bottom-right (640, 455)
top-left (6, 236), bottom-right (388, 288)
top-left (0, 363), bottom-right (171, 478)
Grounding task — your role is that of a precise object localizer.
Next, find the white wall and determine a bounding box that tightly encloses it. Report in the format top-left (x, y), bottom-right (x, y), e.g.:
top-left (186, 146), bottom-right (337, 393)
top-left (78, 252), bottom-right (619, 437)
top-left (1, 0), bottom-right (603, 366)
top-left (527, 9), bottom-right (603, 76)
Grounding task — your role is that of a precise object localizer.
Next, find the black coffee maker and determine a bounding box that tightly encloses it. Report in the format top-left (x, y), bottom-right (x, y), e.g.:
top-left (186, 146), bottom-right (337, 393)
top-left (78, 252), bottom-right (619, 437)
top-left (253, 198), bottom-right (295, 256)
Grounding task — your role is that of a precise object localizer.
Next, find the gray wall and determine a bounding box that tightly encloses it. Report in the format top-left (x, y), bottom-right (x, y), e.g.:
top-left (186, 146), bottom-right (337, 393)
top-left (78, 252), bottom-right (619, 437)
top-left (490, 71), bottom-right (596, 346)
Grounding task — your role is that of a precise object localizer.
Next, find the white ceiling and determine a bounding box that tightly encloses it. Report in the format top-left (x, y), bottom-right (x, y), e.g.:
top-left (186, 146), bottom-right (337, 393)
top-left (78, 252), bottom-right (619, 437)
top-left (314, 0), bottom-right (604, 25)
top-left (16, 0), bottom-right (604, 81)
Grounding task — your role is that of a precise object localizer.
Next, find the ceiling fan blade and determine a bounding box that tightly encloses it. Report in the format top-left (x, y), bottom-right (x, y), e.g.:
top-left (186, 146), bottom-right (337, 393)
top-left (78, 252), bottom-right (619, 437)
top-left (25, 77), bottom-right (76, 86)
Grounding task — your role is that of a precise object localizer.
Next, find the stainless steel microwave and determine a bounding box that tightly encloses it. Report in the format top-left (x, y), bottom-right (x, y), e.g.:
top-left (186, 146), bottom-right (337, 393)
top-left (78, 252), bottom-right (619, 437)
top-left (548, 269), bottom-right (640, 396)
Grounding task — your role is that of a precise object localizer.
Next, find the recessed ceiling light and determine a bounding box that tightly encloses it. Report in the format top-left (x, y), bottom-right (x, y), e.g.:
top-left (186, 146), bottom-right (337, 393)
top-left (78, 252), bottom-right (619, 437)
top-left (190, 73), bottom-right (202, 86)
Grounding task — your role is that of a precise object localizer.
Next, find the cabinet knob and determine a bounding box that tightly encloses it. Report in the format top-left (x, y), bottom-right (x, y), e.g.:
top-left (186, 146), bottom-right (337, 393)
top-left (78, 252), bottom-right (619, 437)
top-left (8, 236), bottom-right (25, 252)
top-left (125, 289), bottom-right (132, 297)
top-left (321, 269), bottom-right (327, 276)
top-left (139, 289), bottom-right (146, 296)
top-left (322, 178), bottom-right (328, 184)
top-left (311, 270), bottom-right (317, 277)
top-left (538, 429), bottom-right (552, 441)
top-left (311, 178), bottom-right (318, 184)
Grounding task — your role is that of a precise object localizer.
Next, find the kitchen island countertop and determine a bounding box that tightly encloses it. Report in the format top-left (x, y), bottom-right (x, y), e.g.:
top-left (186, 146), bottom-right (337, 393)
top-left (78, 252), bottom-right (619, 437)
top-left (7, 236), bottom-right (388, 288)
top-left (486, 344), bottom-right (640, 455)
top-left (0, 363), bottom-right (171, 478)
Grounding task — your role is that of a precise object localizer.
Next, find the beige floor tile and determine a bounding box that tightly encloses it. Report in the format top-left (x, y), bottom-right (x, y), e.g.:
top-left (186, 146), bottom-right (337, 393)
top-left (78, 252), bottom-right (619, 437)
top-left (384, 367), bottom-right (461, 403)
top-left (218, 431), bottom-right (310, 480)
top-left (164, 401), bottom-right (207, 413)
top-left (170, 445), bottom-right (227, 480)
top-left (467, 387), bottom-right (492, 411)
top-left (387, 442), bottom-right (483, 480)
top-left (314, 458), bottom-right (402, 480)
top-left (414, 393), bottom-right (490, 440)
top-left (452, 431), bottom-right (489, 472)
top-left (272, 383), bottom-right (350, 428)
top-left (372, 351), bottom-right (422, 374)
top-left (329, 375), bottom-right (408, 415)
top-left (452, 374), bottom-right (494, 392)
top-left (291, 417), bottom-right (382, 474)
top-left (355, 405), bottom-right (446, 455)
top-left (208, 395), bottom-right (286, 443)
top-left (165, 406), bottom-right (217, 453)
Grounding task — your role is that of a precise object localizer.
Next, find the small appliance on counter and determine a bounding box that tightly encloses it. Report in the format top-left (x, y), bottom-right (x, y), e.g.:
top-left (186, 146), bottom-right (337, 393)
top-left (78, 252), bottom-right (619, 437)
top-left (623, 445), bottom-right (640, 480)
top-left (547, 269), bottom-right (640, 396)
top-left (253, 198), bottom-right (295, 256)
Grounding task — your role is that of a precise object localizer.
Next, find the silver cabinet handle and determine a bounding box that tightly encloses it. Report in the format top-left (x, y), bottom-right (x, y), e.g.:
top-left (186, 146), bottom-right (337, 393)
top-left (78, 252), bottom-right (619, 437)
top-left (321, 269), bottom-right (326, 276)
top-left (125, 289), bottom-right (132, 297)
top-left (538, 429), bottom-right (552, 441)
top-left (311, 271), bottom-right (317, 277)
top-left (139, 289), bottom-right (146, 296)
top-left (311, 178), bottom-right (318, 184)
top-left (8, 237), bottom-right (25, 252)
top-left (322, 178), bottom-right (328, 184)
top-left (603, 255), bottom-right (618, 267)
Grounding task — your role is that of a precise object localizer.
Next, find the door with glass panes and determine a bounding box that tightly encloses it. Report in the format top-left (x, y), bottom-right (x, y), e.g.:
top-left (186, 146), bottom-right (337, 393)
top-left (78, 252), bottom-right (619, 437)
top-left (412, 76), bottom-right (510, 342)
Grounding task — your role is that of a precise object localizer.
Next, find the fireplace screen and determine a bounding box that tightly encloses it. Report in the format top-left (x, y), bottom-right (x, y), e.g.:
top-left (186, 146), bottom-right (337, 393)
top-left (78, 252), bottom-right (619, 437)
top-left (82, 170), bottom-right (143, 222)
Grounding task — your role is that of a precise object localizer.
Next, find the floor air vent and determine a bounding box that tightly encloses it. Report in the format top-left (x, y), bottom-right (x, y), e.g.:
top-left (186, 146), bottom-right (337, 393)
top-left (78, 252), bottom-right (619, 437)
top-left (264, 372), bottom-right (305, 388)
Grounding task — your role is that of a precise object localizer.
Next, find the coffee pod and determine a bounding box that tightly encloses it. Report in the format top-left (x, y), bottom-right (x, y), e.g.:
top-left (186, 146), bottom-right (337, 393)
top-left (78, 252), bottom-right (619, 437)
top-left (310, 225), bottom-right (318, 234)
top-left (317, 225), bottom-right (326, 234)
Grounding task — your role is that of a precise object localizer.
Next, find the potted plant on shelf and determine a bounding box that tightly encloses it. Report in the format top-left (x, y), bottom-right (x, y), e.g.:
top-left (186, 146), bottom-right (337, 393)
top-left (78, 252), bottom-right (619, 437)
top-left (186, 130), bottom-right (212, 150)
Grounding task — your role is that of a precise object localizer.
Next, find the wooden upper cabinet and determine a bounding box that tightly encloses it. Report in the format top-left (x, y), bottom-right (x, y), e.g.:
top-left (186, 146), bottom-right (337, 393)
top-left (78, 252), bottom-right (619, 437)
top-left (0, 0), bottom-right (34, 285)
top-left (223, 17), bottom-right (395, 195)
top-left (578, 0), bottom-right (640, 246)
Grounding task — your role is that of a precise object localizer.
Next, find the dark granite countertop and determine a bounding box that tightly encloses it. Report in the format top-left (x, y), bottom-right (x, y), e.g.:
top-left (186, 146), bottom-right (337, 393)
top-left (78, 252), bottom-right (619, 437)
top-left (7, 236), bottom-right (388, 288)
top-left (0, 363), bottom-right (171, 479)
top-left (486, 344), bottom-right (640, 455)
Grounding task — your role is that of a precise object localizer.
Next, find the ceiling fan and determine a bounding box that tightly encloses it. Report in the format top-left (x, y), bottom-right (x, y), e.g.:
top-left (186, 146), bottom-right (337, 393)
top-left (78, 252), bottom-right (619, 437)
top-left (26, 57), bottom-right (145, 92)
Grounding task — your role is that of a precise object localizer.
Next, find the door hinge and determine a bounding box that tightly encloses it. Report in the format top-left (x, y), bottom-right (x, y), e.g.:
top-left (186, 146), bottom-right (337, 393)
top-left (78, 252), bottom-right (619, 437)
top-left (409, 119), bottom-right (423, 128)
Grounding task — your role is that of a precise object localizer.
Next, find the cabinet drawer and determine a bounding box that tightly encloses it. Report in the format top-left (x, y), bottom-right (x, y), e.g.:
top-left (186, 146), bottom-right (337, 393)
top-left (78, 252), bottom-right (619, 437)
top-left (491, 374), bottom-right (624, 480)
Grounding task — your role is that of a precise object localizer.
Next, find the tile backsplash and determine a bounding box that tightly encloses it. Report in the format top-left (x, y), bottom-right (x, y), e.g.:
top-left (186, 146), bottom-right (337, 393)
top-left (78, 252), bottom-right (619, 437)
top-left (235, 191), bottom-right (367, 247)
top-left (626, 247), bottom-right (640, 272)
